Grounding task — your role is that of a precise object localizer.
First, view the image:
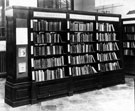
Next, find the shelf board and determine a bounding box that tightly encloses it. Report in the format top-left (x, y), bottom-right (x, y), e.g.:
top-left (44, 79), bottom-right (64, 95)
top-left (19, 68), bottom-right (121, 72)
top-left (32, 65), bottom-right (67, 71)
top-left (69, 62), bottom-right (97, 67)
top-left (97, 59), bottom-right (121, 63)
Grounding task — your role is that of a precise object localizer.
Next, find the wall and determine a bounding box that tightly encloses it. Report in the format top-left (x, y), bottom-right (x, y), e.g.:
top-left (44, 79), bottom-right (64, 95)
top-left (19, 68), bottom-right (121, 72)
top-left (74, 0), bottom-right (95, 12)
top-left (74, 0), bottom-right (83, 11)
top-left (95, 0), bottom-right (135, 17)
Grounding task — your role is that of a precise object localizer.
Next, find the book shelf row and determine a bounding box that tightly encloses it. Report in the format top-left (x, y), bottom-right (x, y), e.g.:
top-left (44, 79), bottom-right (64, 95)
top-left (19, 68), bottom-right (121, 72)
top-left (96, 23), bottom-right (115, 32)
top-left (124, 34), bottom-right (135, 41)
top-left (96, 42), bottom-right (119, 51)
top-left (96, 33), bottom-right (117, 42)
top-left (32, 68), bottom-right (65, 82)
top-left (68, 54), bottom-right (96, 65)
top-left (31, 32), bottom-right (63, 44)
top-left (124, 25), bottom-right (135, 32)
top-left (69, 65), bottom-right (97, 76)
top-left (31, 56), bottom-right (64, 69)
top-left (31, 20), bottom-right (63, 31)
top-left (32, 45), bottom-right (64, 56)
top-left (70, 22), bottom-right (93, 31)
top-left (98, 61), bottom-right (121, 72)
top-left (97, 52), bottom-right (118, 62)
top-left (124, 49), bottom-right (135, 56)
top-left (69, 33), bottom-right (93, 43)
top-left (123, 42), bottom-right (135, 48)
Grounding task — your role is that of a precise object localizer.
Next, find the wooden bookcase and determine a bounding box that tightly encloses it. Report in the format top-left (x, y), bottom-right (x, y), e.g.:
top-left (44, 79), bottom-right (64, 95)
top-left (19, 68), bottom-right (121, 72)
top-left (5, 6), bottom-right (125, 107)
top-left (122, 18), bottom-right (135, 75)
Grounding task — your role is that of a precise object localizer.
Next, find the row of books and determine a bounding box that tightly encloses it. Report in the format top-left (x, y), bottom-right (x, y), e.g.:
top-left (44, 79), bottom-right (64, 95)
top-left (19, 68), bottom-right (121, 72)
top-left (31, 19), bottom-right (62, 31)
top-left (68, 54), bottom-right (96, 65)
top-left (70, 33), bottom-right (93, 43)
top-left (98, 61), bottom-right (120, 72)
top-left (31, 56), bottom-right (64, 69)
top-left (96, 33), bottom-right (117, 42)
top-left (69, 44), bottom-right (95, 53)
top-left (96, 23), bottom-right (115, 32)
top-left (33, 45), bottom-right (64, 56)
top-left (124, 26), bottom-right (135, 33)
top-left (97, 52), bottom-right (118, 62)
top-left (125, 34), bottom-right (135, 40)
top-left (96, 42), bottom-right (119, 51)
top-left (32, 68), bottom-right (65, 81)
top-left (123, 42), bottom-right (135, 48)
top-left (69, 65), bottom-right (97, 76)
top-left (124, 49), bottom-right (135, 56)
top-left (70, 22), bottom-right (93, 31)
top-left (32, 32), bottom-right (62, 44)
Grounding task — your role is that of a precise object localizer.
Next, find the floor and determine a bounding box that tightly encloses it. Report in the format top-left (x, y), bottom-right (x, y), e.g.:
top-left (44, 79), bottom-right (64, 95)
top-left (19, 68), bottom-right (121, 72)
top-left (0, 77), bottom-right (134, 111)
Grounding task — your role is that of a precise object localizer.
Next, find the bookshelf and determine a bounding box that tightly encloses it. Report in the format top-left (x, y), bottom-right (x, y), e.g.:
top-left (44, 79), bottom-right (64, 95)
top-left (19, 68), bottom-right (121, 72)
top-left (5, 6), bottom-right (125, 107)
top-left (122, 18), bottom-right (135, 75)
top-left (96, 14), bottom-right (124, 87)
top-left (67, 12), bottom-right (99, 93)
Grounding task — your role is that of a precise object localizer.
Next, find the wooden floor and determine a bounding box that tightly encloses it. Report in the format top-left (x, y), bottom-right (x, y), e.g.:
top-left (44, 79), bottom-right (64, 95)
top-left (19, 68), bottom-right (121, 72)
top-left (0, 77), bottom-right (134, 111)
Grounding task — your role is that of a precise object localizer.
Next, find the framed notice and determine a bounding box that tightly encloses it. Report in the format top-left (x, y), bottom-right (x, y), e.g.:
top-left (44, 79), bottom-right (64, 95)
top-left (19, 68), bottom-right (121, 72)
top-left (18, 62), bottom-right (26, 73)
top-left (18, 47), bottom-right (26, 57)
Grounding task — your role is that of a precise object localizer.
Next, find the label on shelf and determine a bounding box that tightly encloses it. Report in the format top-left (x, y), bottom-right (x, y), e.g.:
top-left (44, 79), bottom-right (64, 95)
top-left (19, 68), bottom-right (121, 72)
top-left (67, 21), bottom-right (70, 29)
top-left (31, 46), bottom-right (33, 55)
top-left (123, 21), bottom-right (135, 24)
top-left (31, 58), bottom-right (34, 67)
top-left (67, 33), bottom-right (70, 40)
top-left (33, 11), bottom-right (66, 19)
top-left (70, 14), bottom-right (95, 20)
top-left (98, 16), bottom-right (119, 21)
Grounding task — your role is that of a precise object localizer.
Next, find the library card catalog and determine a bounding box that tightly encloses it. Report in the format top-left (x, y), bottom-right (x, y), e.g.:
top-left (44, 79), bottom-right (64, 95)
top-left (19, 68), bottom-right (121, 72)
top-left (16, 28), bottom-right (28, 45)
top-left (33, 12), bottom-right (66, 19)
top-left (70, 14), bottom-right (95, 20)
top-left (98, 16), bottom-right (119, 22)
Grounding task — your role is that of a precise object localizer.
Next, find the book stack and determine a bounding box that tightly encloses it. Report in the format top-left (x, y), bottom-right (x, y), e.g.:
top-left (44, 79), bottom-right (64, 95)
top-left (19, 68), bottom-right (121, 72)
top-left (68, 54), bottom-right (95, 65)
top-left (97, 42), bottom-right (119, 51)
top-left (31, 19), bottom-right (62, 31)
top-left (69, 65), bottom-right (97, 76)
top-left (98, 61), bottom-right (120, 72)
top-left (70, 22), bottom-right (93, 31)
top-left (32, 68), bottom-right (65, 81)
top-left (96, 23), bottom-right (115, 32)
top-left (97, 52), bottom-right (118, 62)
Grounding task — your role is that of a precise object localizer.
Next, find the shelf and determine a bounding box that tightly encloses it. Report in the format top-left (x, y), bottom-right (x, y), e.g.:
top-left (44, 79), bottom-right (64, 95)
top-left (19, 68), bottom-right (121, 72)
top-left (70, 41), bottom-right (96, 44)
top-left (33, 76), bottom-right (69, 84)
top-left (69, 52), bottom-right (96, 55)
top-left (98, 59), bottom-right (121, 63)
top-left (96, 31), bottom-right (117, 33)
top-left (33, 42), bottom-right (67, 46)
top-left (31, 30), bottom-right (67, 33)
top-left (69, 62), bottom-right (97, 67)
top-left (97, 40), bottom-right (119, 43)
top-left (97, 50), bottom-right (119, 53)
top-left (32, 54), bottom-right (67, 58)
top-left (69, 31), bottom-right (94, 33)
top-left (32, 65), bottom-right (67, 71)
